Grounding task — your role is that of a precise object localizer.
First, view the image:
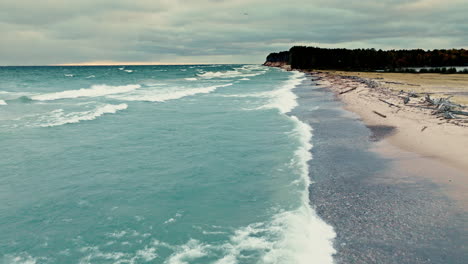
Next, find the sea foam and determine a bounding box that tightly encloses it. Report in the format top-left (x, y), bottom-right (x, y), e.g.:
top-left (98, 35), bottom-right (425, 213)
top-left (258, 71), bottom-right (306, 113)
top-left (197, 68), bottom-right (266, 79)
top-left (218, 70), bottom-right (336, 263)
top-left (39, 104), bottom-right (127, 127)
top-left (0, 100), bottom-right (7, 105)
top-left (109, 83), bottom-right (232, 102)
top-left (31, 84), bottom-right (141, 101)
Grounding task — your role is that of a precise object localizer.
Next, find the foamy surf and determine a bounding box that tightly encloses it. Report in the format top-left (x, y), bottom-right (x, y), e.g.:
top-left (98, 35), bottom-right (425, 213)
top-left (109, 83), bottom-right (232, 102)
top-left (38, 104), bottom-right (128, 127)
top-left (242, 70), bottom-right (336, 263)
top-left (254, 71), bottom-right (306, 113)
top-left (197, 68), bottom-right (266, 79)
top-left (31, 84), bottom-right (141, 101)
top-left (234, 70), bottom-right (336, 263)
top-left (0, 100), bottom-right (7, 105)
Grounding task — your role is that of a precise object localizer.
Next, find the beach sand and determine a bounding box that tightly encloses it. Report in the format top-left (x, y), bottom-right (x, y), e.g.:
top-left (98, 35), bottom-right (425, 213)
top-left (311, 71), bottom-right (468, 184)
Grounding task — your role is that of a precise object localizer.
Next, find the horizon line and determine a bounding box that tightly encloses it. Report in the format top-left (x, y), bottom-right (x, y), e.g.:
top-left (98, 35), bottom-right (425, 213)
top-left (0, 61), bottom-right (255, 67)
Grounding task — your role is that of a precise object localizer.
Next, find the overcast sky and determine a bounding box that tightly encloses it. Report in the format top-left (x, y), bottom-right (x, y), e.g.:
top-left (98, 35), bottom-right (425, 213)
top-left (1, 0), bottom-right (467, 65)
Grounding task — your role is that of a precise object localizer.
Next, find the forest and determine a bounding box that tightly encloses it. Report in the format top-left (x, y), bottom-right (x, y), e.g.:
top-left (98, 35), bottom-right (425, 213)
top-left (265, 47), bottom-right (468, 72)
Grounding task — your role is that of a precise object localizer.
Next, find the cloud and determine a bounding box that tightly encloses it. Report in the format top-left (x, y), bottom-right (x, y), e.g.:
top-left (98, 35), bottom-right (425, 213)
top-left (0, 0), bottom-right (466, 65)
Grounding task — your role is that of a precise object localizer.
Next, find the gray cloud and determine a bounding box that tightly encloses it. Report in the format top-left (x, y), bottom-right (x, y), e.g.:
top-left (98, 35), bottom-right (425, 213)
top-left (0, 0), bottom-right (467, 65)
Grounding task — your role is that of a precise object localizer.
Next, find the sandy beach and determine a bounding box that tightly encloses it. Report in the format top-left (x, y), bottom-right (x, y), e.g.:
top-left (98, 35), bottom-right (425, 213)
top-left (290, 72), bottom-right (467, 263)
top-left (307, 70), bottom-right (468, 203)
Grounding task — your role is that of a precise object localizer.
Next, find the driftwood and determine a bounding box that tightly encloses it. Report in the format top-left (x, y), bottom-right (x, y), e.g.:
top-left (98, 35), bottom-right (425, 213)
top-left (423, 94), bottom-right (467, 119)
top-left (383, 81), bottom-right (420, 86)
top-left (373, 111), bottom-right (387, 118)
top-left (451, 110), bottom-right (468, 116)
top-left (339, 87), bottom-right (357, 94)
top-left (398, 90), bottom-right (419, 104)
top-left (379, 99), bottom-right (401, 108)
top-left (421, 126), bottom-right (428, 132)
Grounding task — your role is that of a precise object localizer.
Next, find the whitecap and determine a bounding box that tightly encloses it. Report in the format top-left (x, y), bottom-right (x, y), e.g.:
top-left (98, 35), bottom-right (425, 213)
top-left (38, 104), bottom-right (127, 127)
top-left (0, 100), bottom-right (7, 105)
top-left (107, 230), bottom-right (127, 238)
top-left (184, 78), bottom-right (198, 81)
top-left (31, 84), bottom-right (140, 101)
top-left (109, 83), bottom-right (232, 102)
top-left (85, 75), bottom-right (96, 78)
top-left (197, 69), bottom-right (265, 79)
top-left (124, 70), bottom-right (133, 73)
top-left (5, 253), bottom-right (40, 264)
top-left (164, 218), bottom-right (175, 224)
top-left (165, 239), bottom-right (207, 264)
top-left (134, 246), bottom-right (158, 261)
top-left (64, 74), bottom-right (74, 77)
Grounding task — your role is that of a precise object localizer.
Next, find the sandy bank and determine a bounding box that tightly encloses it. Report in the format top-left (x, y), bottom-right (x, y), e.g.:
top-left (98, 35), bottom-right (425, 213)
top-left (305, 71), bottom-right (468, 199)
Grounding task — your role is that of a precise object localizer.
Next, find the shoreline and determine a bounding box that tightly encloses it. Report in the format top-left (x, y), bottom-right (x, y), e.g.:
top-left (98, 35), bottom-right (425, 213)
top-left (269, 63), bottom-right (468, 170)
top-left (291, 71), bottom-right (467, 263)
top-left (307, 69), bottom-right (468, 204)
top-left (308, 70), bottom-right (468, 169)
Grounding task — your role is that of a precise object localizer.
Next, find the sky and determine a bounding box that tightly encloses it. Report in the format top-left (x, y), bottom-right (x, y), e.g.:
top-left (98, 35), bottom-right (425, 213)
top-left (0, 0), bottom-right (467, 65)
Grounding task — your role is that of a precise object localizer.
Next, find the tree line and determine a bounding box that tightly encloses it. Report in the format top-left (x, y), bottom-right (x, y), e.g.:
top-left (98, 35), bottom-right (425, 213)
top-left (265, 46), bottom-right (468, 72)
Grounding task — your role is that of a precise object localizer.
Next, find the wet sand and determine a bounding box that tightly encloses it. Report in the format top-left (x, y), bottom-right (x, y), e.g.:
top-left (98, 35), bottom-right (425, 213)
top-left (291, 74), bottom-right (467, 264)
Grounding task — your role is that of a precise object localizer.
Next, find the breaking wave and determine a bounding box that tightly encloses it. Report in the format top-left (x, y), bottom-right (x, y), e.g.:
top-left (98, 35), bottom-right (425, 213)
top-left (31, 84), bottom-right (141, 101)
top-left (38, 104), bottom-right (128, 127)
top-left (109, 83), bottom-right (232, 102)
top-left (197, 67), bottom-right (267, 79)
top-left (258, 71), bottom-right (306, 113)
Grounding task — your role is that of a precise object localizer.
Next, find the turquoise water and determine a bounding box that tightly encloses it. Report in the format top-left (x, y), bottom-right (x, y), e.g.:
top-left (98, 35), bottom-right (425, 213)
top-left (0, 65), bottom-right (335, 264)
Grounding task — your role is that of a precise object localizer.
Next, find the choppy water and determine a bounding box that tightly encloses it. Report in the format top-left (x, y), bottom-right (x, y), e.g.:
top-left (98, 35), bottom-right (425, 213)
top-left (0, 65), bottom-right (335, 264)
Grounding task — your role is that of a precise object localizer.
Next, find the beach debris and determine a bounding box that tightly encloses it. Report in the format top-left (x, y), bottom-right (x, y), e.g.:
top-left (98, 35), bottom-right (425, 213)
top-left (398, 90), bottom-right (418, 104)
top-left (339, 87), bottom-right (357, 94)
top-left (421, 126), bottom-right (428, 132)
top-left (372, 111), bottom-right (387, 118)
top-left (422, 94), bottom-right (467, 119)
top-left (379, 99), bottom-right (401, 108)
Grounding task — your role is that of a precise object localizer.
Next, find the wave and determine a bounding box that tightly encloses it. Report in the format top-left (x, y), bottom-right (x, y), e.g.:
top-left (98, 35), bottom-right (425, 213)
top-left (258, 71), bottom-right (306, 113)
top-left (4, 253), bottom-right (40, 264)
top-left (166, 239), bottom-right (207, 264)
top-left (197, 68), bottom-right (266, 79)
top-left (31, 84), bottom-right (141, 101)
top-left (39, 104), bottom-right (127, 127)
top-left (184, 78), bottom-right (198, 81)
top-left (161, 72), bottom-right (335, 264)
top-left (0, 100), bottom-right (7, 105)
top-left (109, 83), bottom-right (232, 102)
top-left (15, 96), bottom-right (34, 103)
top-left (64, 74), bottom-right (74, 77)
top-left (124, 70), bottom-right (133, 73)
top-left (85, 75), bottom-right (96, 79)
